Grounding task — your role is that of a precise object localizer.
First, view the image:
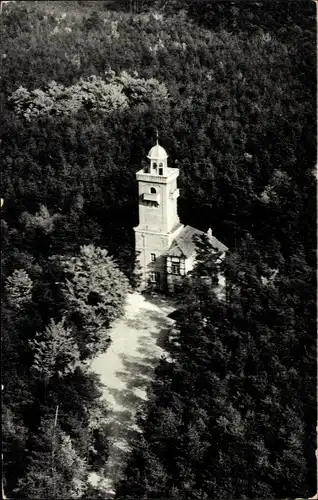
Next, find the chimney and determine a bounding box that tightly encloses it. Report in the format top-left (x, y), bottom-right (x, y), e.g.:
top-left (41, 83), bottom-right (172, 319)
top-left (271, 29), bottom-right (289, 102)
top-left (207, 228), bottom-right (212, 239)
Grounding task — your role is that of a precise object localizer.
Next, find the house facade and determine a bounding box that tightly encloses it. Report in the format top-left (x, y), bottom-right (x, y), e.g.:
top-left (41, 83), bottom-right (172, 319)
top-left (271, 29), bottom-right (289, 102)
top-left (134, 141), bottom-right (228, 292)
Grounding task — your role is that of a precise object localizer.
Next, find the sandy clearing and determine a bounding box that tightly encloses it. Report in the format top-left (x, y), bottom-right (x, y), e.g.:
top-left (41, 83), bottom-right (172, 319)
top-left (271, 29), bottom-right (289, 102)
top-left (88, 292), bottom-right (176, 497)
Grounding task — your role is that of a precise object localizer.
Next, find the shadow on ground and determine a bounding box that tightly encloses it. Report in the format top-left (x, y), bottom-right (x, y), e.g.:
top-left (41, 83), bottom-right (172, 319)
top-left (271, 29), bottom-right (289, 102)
top-left (141, 291), bottom-right (179, 312)
top-left (91, 293), bottom-right (177, 496)
top-left (124, 308), bottom-right (174, 349)
top-left (124, 308), bottom-right (169, 331)
top-left (107, 311), bottom-right (174, 441)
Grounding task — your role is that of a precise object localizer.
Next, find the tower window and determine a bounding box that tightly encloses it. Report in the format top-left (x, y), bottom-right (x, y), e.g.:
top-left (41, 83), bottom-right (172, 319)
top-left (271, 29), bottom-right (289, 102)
top-left (153, 162), bottom-right (157, 171)
top-left (150, 187), bottom-right (157, 194)
top-left (151, 253), bottom-right (156, 262)
top-left (159, 167), bottom-right (163, 175)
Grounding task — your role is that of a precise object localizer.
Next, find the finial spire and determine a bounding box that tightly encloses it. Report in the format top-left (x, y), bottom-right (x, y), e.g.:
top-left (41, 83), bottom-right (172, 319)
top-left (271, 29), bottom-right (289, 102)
top-left (156, 129), bottom-right (159, 145)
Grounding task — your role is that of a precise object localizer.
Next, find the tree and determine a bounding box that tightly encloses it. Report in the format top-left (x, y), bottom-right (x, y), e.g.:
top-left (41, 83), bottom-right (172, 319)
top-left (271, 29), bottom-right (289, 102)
top-left (2, 406), bottom-right (28, 498)
top-left (56, 244), bottom-right (130, 358)
top-left (18, 205), bottom-right (61, 261)
top-left (4, 269), bottom-right (33, 309)
top-left (14, 416), bottom-right (88, 499)
top-left (20, 205), bottom-right (60, 235)
top-left (8, 77), bottom-right (129, 120)
top-left (1, 0), bottom-right (315, 496)
top-left (116, 233), bottom-right (315, 498)
top-left (29, 318), bottom-right (80, 382)
top-left (113, 70), bottom-right (170, 105)
top-left (8, 71), bottom-right (170, 121)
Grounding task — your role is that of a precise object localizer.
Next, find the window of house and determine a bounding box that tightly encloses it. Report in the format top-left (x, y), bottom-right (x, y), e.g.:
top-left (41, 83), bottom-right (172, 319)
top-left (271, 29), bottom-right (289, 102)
top-left (158, 163), bottom-right (163, 175)
top-left (150, 271), bottom-right (160, 283)
top-left (150, 187), bottom-right (157, 194)
top-left (153, 162), bottom-right (157, 171)
top-left (172, 262), bottom-right (180, 275)
top-left (151, 253), bottom-right (156, 262)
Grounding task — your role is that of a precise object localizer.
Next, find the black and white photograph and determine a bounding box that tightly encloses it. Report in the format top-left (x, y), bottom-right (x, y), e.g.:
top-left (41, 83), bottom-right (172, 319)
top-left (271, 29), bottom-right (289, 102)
top-left (1, 0), bottom-right (316, 498)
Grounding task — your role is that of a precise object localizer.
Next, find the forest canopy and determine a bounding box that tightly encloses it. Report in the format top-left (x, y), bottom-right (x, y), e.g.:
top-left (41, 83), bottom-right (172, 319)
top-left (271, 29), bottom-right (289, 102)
top-left (1, 0), bottom-right (316, 498)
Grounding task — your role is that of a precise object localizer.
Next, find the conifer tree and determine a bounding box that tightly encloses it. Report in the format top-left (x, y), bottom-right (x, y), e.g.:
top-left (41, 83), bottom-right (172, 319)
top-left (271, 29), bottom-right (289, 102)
top-left (4, 269), bottom-right (33, 309)
top-left (29, 318), bottom-right (80, 382)
top-left (14, 417), bottom-right (88, 499)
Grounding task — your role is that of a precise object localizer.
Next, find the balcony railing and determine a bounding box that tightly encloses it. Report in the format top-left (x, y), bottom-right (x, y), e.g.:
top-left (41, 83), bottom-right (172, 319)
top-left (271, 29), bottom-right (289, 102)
top-left (136, 168), bottom-right (179, 183)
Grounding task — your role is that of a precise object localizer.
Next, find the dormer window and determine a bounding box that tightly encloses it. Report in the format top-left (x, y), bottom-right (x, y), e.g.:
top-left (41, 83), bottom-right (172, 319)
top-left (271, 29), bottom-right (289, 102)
top-left (150, 187), bottom-right (157, 194)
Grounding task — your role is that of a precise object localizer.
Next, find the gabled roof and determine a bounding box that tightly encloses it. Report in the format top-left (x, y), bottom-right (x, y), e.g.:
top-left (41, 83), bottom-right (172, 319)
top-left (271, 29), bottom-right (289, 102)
top-left (165, 225), bottom-right (228, 258)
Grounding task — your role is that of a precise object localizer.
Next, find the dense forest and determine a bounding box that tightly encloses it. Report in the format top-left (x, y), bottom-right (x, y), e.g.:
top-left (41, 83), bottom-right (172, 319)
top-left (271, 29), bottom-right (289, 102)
top-left (1, 0), bottom-right (316, 498)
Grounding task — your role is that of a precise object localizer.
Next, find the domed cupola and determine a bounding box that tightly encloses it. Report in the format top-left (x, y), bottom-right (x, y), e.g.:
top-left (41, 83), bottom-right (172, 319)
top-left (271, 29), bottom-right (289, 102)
top-left (145, 133), bottom-right (168, 176)
top-left (147, 143), bottom-right (168, 161)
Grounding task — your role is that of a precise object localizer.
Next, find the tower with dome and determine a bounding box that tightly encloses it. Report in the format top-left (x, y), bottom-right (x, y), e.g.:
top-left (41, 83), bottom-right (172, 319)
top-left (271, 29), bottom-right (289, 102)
top-left (134, 138), bottom-right (228, 292)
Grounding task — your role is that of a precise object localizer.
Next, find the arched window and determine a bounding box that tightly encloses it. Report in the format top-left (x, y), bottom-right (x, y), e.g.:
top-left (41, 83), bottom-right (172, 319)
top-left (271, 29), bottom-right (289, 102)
top-left (152, 162), bottom-right (157, 171)
top-left (159, 162), bottom-right (163, 175)
top-left (150, 187), bottom-right (157, 194)
top-left (159, 162), bottom-right (163, 168)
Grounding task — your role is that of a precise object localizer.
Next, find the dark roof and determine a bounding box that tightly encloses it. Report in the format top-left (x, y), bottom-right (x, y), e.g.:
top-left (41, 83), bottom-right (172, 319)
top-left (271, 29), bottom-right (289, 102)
top-left (165, 225), bottom-right (228, 258)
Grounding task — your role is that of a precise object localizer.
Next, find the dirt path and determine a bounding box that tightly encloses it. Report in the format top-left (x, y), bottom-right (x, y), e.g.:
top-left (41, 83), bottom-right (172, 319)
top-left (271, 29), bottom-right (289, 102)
top-left (88, 292), bottom-right (176, 497)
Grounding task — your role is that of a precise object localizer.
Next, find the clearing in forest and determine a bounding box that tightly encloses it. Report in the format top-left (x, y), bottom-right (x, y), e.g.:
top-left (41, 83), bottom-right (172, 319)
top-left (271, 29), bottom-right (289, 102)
top-left (88, 292), bottom-right (176, 497)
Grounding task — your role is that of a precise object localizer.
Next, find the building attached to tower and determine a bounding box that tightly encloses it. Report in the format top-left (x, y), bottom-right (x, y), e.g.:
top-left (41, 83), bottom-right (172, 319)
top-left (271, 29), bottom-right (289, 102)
top-left (134, 141), bottom-right (228, 292)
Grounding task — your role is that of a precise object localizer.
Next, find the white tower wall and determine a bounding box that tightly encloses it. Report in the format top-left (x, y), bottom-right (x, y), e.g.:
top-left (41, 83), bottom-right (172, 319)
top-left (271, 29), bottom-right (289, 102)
top-left (134, 142), bottom-right (183, 289)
